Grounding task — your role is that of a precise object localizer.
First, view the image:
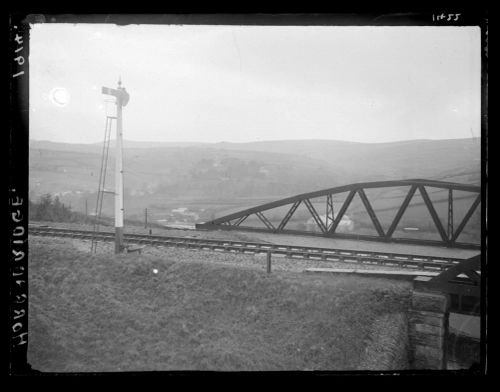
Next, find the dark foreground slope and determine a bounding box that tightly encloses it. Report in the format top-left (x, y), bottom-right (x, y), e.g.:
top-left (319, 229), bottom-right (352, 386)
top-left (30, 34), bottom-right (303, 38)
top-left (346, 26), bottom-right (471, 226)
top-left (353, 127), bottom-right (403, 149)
top-left (29, 237), bottom-right (411, 372)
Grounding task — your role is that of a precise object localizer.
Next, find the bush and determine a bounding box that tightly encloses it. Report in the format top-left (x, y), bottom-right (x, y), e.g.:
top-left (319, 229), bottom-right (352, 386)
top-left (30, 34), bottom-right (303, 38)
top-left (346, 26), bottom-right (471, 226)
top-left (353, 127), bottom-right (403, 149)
top-left (29, 193), bottom-right (82, 223)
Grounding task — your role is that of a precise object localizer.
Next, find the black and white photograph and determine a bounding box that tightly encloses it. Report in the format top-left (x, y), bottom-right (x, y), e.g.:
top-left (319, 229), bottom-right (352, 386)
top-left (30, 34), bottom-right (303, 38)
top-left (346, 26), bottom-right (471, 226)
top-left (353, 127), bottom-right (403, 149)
top-left (9, 13), bottom-right (487, 374)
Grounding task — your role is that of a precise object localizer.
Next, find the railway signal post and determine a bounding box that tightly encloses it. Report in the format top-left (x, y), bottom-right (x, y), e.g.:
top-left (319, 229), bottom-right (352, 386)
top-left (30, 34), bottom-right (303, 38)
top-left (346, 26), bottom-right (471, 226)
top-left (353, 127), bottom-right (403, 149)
top-left (102, 78), bottom-right (130, 253)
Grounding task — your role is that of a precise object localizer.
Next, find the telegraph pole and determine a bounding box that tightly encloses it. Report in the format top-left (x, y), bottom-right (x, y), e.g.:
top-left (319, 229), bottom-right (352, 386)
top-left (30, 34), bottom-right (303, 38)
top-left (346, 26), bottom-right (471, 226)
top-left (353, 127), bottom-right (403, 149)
top-left (115, 78), bottom-right (125, 253)
top-left (102, 77), bottom-right (130, 253)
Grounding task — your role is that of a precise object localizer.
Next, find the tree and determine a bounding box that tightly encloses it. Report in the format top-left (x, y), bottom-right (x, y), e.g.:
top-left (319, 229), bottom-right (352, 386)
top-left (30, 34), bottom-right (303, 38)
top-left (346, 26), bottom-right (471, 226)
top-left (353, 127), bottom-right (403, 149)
top-left (53, 196), bottom-right (62, 220)
top-left (29, 193), bottom-right (78, 222)
top-left (37, 193), bottom-right (53, 221)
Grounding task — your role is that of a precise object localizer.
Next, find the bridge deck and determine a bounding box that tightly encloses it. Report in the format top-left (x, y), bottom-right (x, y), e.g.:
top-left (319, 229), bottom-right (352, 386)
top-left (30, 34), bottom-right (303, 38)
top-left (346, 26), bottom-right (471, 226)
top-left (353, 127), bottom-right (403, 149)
top-left (243, 231), bottom-right (479, 259)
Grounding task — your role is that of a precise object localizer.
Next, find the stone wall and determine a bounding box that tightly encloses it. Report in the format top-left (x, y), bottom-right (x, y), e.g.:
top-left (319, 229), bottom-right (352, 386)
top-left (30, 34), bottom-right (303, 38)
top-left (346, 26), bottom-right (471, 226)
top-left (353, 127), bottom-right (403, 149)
top-left (408, 289), bottom-right (450, 369)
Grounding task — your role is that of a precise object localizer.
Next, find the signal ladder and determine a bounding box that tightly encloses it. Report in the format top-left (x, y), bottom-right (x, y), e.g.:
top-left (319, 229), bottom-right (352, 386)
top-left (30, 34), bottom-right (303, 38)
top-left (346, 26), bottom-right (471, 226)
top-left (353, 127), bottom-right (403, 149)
top-left (90, 115), bottom-right (115, 253)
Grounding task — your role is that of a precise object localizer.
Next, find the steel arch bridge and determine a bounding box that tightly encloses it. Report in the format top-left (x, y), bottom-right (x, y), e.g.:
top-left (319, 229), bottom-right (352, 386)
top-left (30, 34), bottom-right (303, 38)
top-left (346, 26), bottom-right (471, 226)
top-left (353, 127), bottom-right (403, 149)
top-left (196, 179), bottom-right (481, 250)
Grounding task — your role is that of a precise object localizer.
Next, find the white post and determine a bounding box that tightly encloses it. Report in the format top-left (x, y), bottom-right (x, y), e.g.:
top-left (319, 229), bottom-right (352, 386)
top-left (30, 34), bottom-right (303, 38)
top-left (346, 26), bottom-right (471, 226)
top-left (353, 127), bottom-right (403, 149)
top-left (115, 83), bottom-right (124, 253)
top-left (102, 79), bottom-right (129, 254)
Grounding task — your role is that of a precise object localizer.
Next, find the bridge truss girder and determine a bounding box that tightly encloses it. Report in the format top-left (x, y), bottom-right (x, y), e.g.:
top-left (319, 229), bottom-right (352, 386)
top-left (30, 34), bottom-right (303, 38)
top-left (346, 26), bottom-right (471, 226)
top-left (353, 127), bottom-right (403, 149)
top-left (196, 179), bottom-right (481, 250)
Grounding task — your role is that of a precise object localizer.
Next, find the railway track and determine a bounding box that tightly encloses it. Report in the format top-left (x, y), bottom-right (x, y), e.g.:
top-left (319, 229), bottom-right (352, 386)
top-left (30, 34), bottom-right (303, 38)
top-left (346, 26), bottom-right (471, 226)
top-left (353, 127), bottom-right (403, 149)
top-left (28, 225), bottom-right (470, 271)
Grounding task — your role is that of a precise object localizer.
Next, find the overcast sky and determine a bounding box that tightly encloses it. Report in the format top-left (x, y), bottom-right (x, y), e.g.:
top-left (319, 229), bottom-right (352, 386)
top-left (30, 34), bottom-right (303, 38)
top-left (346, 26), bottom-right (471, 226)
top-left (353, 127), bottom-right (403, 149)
top-left (29, 23), bottom-right (481, 144)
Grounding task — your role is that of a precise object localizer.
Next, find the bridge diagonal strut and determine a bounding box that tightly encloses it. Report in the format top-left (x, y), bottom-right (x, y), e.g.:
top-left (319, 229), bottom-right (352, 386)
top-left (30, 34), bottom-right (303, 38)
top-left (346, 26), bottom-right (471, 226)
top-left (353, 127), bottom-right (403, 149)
top-left (386, 185), bottom-right (417, 238)
top-left (431, 255), bottom-right (481, 286)
top-left (277, 201), bottom-right (301, 230)
top-left (255, 211), bottom-right (275, 230)
top-left (235, 215), bottom-right (249, 226)
top-left (448, 189), bottom-right (454, 240)
top-left (326, 194), bottom-right (334, 231)
top-left (418, 185), bottom-right (448, 243)
top-left (414, 254), bottom-right (481, 315)
top-left (196, 179), bottom-right (480, 250)
top-left (304, 199), bottom-right (327, 233)
top-left (357, 188), bottom-right (385, 237)
top-left (328, 189), bottom-right (357, 234)
top-left (451, 194), bottom-right (481, 242)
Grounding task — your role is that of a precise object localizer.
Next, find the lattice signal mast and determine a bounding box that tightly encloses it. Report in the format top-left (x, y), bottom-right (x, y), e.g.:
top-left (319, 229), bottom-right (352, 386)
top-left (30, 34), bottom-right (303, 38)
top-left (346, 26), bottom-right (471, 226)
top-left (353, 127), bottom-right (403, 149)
top-left (102, 78), bottom-right (130, 253)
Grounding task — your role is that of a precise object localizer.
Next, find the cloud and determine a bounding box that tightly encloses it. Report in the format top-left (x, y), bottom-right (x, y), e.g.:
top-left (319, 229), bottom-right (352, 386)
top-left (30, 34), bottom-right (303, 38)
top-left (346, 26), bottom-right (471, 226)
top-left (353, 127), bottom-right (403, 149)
top-left (29, 24), bottom-right (481, 144)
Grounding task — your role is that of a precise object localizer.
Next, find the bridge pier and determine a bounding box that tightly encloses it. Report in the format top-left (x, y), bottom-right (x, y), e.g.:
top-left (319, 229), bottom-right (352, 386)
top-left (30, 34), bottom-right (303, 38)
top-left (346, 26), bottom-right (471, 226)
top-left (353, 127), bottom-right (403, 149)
top-left (408, 282), bottom-right (450, 369)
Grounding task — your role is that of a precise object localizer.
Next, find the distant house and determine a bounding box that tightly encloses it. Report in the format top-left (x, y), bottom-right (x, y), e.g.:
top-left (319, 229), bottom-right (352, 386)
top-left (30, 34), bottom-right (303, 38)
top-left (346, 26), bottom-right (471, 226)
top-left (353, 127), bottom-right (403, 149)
top-left (259, 167), bottom-right (270, 176)
top-left (169, 207), bottom-right (200, 223)
top-left (306, 214), bottom-right (354, 232)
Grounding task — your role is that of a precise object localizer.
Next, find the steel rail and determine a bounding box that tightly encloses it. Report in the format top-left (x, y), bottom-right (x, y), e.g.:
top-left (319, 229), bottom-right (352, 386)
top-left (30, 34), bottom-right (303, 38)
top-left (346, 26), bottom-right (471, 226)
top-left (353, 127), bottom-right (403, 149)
top-left (28, 226), bottom-right (476, 271)
top-left (196, 223), bottom-right (481, 250)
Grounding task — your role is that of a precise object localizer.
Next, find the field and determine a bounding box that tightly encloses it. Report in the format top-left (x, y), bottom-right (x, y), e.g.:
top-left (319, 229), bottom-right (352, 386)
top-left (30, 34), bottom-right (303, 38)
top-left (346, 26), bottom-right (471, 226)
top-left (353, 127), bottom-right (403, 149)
top-left (29, 138), bottom-right (481, 234)
top-left (28, 236), bottom-right (412, 372)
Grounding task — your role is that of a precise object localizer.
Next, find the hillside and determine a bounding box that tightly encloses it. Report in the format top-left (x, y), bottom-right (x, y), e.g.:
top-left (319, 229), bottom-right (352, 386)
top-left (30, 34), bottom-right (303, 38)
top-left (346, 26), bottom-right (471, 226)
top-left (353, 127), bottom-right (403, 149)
top-left (30, 137), bottom-right (481, 184)
top-left (29, 138), bottom-right (481, 227)
top-left (214, 138), bottom-right (481, 183)
top-left (28, 236), bottom-right (412, 371)
top-left (29, 144), bottom-right (352, 221)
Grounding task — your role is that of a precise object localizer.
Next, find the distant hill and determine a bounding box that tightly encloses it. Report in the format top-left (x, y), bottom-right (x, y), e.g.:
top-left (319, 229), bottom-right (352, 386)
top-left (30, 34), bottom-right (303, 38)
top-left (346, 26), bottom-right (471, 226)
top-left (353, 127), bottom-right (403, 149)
top-left (214, 138), bottom-right (481, 184)
top-left (29, 138), bottom-right (481, 222)
top-left (30, 137), bottom-right (481, 183)
top-left (29, 139), bottom-right (206, 153)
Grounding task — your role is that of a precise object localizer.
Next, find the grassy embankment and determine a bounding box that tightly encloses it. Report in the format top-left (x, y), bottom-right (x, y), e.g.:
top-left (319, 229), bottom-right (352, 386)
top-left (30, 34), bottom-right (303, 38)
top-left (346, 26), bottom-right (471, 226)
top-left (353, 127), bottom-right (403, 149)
top-left (29, 237), bottom-right (412, 372)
